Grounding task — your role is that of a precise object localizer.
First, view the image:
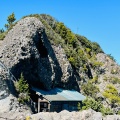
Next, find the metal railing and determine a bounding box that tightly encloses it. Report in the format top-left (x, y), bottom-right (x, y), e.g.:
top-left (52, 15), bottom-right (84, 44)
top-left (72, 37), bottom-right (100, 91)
top-left (0, 60), bottom-right (17, 82)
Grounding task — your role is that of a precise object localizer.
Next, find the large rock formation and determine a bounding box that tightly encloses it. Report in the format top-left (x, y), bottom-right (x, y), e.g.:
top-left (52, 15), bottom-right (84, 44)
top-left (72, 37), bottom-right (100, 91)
top-left (0, 17), bottom-right (78, 91)
top-left (0, 15), bottom-right (120, 116)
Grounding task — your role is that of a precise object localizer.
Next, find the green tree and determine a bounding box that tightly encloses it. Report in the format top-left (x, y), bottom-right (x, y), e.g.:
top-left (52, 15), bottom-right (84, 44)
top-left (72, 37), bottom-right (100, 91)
top-left (0, 28), bottom-right (4, 33)
top-left (4, 24), bottom-right (9, 30)
top-left (7, 12), bottom-right (16, 25)
top-left (15, 73), bottom-right (30, 103)
top-left (5, 13), bottom-right (16, 30)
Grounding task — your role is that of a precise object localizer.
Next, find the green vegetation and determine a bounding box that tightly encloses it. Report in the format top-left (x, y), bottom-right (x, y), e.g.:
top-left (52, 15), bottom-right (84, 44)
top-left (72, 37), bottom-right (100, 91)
top-left (100, 107), bottom-right (113, 115)
top-left (77, 102), bottom-right (82, 111)
top-left (91, 61), bottom-right (103, 70)
top-left (103, 84), bottom-right (120, 107)
top-left (92, 42), bottom-right (103, 54)
top-left (111, 77), bottom-right (120, 84)
top-left (21, 14), bottom-right (104, 81)
top-left (0, 32), bottom-right (6, 40)
top-left (76, 34), bottom-right (103, 54)
top-left (2, 14), bottom-right (118, 113)
top-left (39, 14), bottom-right (87, 69)
top-left (81, 98), bottom-right (113, 115)
top-left (82, 98), bottom-right (102, 112)
top-left (90, 75), bottom-right (99, 84)
top-left (15, 73), bottom-right (30, 104)
top-left (0, 29), bottom-right (5, 40)
top-left (5, 12), bottom-right (16, 30)
top-left (54, 22), bottom-right (77, 47)
top-left (0, 28), bottom-right (4, 33)
top-left (52, 21), bottom-right (87, 68)
top-left (0, 13), bottom-right (16, 40)
top-left (39, 14), bottom-right (104, 70)
top-left (111, 68), bottom-right (118, 74)
top-left (104, 76), bottom-right (120, 84)
top-left (107, 54), bottom-right (116, 62)
top-left (81, 81), bottom-right (99, 98)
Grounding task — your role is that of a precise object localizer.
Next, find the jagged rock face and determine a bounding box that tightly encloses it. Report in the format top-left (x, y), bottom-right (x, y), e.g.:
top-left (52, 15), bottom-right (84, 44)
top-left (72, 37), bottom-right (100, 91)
top-left (0, 17), bottom-right (76, 90)
top-left (96, 53), bottom-right (120, 93)
top-left (0, 61), bottom-right (11, 99)
top-left (0, 74), bottom-right (10, 100)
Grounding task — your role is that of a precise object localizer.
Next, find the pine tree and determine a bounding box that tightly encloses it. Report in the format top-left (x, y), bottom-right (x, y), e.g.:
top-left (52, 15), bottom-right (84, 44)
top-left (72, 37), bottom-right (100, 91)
top-left (15, 73), bottom-right (30, 103)
top-left (7, 12), bottom-right (16, 25)
top-left (5, 12), bottom-right (16, 30)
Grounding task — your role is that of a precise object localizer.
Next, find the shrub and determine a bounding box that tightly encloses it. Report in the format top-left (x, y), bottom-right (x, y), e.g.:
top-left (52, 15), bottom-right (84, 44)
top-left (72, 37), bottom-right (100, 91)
top-left (118, 110), bottom-right (120, 115)
top-left (76, 35), bottom-right (92, 49)
top-left (100, 107), bottom-right (113, 115)
top-left (92, 42), bottom-right (103, 54)
top-left (77, 102), bottom-right (82, 111)
top-left (103, 76), bottom-right (120, 84)
top-left (103, 84), bottom-right (120, 107)
top-left (111, 68), bottom-right (118, 74)
top-left (81, 82), bottom-right (99, 98)
top-left (90, 76), bottom-right (98, 84)
top-left (91, 61), bottom-right (103, 69)
top-left (82, 64), bottom-right (88, 72)
top-left (111, 77), bottom-right (120, 84)
top-left (107, 54), bottom-right (116, 62)
top-left (68, 57), bottom-right (76, 67)
top-left (76, 35), bottom-right (103, 54)
top-left (82, 98), bottom-right (103, 112)
top-left (0, 32), bottom-right (6, 40)
top-left (81, 98), bottom-right (113, 115)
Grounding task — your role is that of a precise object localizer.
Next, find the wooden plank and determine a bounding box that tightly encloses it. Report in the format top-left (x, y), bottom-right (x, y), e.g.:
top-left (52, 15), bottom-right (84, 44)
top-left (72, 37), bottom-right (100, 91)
top-left (38, 98), bottom-right (40, 113)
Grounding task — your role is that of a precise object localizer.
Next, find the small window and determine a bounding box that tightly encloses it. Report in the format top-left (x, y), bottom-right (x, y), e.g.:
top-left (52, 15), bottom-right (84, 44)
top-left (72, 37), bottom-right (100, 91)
top-left (44, 103), bottom-right (47, 107)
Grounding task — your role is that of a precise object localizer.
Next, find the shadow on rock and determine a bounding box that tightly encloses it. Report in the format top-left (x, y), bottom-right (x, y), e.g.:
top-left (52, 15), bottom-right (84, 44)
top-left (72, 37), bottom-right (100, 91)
top-left (9, 28), bottom-right (80, 92)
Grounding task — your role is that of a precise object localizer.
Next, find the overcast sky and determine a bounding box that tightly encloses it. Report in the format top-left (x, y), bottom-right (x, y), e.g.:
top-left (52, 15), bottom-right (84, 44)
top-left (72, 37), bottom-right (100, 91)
top-left (0, 0), bottom-right (120, 64)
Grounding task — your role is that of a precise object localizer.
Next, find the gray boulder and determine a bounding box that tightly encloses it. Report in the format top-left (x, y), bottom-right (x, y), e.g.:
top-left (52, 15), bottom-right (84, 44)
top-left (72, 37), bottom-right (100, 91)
top-left (0, 17), bottom-right (78, 90)
top-left (30, 109), bottom-right (120, 120)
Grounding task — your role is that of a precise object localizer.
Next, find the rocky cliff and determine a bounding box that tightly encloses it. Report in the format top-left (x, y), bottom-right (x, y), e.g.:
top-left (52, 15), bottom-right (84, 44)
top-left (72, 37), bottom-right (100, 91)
top-left (0, 17), bottom-right (77, 91)
top-left (0, 14), bottom-right (120, 116)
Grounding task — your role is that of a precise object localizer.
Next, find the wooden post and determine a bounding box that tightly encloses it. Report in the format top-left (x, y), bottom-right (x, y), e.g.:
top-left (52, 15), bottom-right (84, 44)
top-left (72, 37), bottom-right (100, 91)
top-left (38, 98), bottom-right (40, 113)
top-left (48, 103), bottom-right (50, 112)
